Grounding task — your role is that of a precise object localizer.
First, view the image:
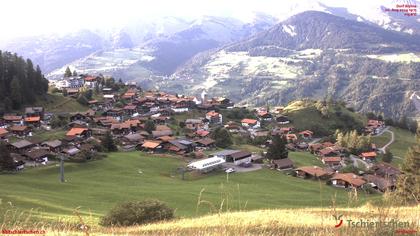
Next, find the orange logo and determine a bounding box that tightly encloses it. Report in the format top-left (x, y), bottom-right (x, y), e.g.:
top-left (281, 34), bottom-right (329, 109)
top-left (333, 214), bottom-right (343, 228)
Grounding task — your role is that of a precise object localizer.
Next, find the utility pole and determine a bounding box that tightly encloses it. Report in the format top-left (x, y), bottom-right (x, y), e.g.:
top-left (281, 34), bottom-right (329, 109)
top-left (59, 156), bottom-right (65, 183)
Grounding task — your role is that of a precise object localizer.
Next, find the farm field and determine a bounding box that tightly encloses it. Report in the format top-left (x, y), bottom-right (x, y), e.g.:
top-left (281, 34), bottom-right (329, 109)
top-left (0, 151), bottom-right (381, 224)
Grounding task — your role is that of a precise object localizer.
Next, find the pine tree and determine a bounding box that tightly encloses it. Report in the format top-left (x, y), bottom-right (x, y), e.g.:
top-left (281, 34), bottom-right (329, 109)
top-left (10, 76), bottom-right (22, 109)
top-left (101, 131), bottom-right (117, 152)
top-left (144, 120), bottom-right (156, 134)
top-left (72, 70), bottom-right (77, 76)
top-left (395, 127), bottom-right (420, 203)
top-left (64, 66), bottom-right (72, 77)
top-left (0, 143), bottom-right (15, 171)
top-left (266, 135), bottom-right (288, 160)
top-left (381, 151), bottom-right (393, 163)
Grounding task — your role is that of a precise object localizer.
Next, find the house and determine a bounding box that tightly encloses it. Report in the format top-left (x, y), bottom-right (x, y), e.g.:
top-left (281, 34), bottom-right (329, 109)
top-left (299, 130), bottom-right (314, 139)
top-left (365, 119), bottom-right (385, 135)
top-left (70, 112), bottom-right (88, 122)
top-left (195, 138), bottom-right (216, 148)
top-left (123, 105), bottom-right (138, 115)
top-left (9, 140), bottom-right (34, 153)
top-left (371, 162), bottom-right (401, 180)
top-left (0, 128), bottom-right (9, 140)
top-left (10, 125), bottom-right (31, 136)
top-left (122, 133), bottom-right (144, 144)
top-left (363, 174), bottom-right (396, 192)
top-left (187, 157), bottom-right (225, 173)
top-left (11, 153), bottom-right (25, 171)
top-left (359, 152), bottom-right (377, 161)
top-left (241, 119), bottom-right (260, 129)
top-left (25, 107), bottom-right (44, 119)
top-left (66, 128), bottom-right (90, 139)
top-left (309, 143), bottom-right (323, 153)
top-left (257, 111), bottom-right (273, 121)
top-left (286, 134), bottom-right (298, 143)
top-left (24, 116), bottom-right (41, 127)
top-left (66, 88), bottom-right (80, 97)
top-left (329, 173), bottom-right (366, 189)
top-left (295, 166), bottom-right (331, 179)
top-left (24, 149), bottom-right (50, 164)
top-left (68, 120), bottom-right (88, 128)
top-left (110, 123), bottom-right (131, 136)
top-left (196, 130), bottom-right (210, 138)
top-left (152, 130), bottom-right (173, 138)
top-left (272, 158), bottom-right (294, 170)
top-left (321, 156), bottom-right (342, 168)
top-left (41, 140), bottom-right (63, 152)
top-left (224, 121), bottom-right (241, 133)
top-left (166, 140), bottom-right (195, 154)
top-left (276, 115), bottom-right (290, 124)
top-left (185, 119), bottom-right (206, 130)
top-left (62, 147), bottom-right (81, 157)
top-left (84, 76), bottom-right (97, 89)
top-left (206, 111), bottom-right (222, 124)
top-left (317, 147), bottom-right (340, 157)
top-left (141, 140), bottom-right (162, 151)
top-left (3, 115), bottom-right (23, 125)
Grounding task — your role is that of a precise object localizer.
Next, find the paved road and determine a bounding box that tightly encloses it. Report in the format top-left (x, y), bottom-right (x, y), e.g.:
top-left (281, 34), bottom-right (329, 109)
top-left (222, 163), bottom-right (263, 173)
top-left (378, 127), bottom-right (395, 154)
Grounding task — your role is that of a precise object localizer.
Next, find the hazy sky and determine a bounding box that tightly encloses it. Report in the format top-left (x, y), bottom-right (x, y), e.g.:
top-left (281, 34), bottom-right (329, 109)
top-left (0, 0), bottom-right (407, 40)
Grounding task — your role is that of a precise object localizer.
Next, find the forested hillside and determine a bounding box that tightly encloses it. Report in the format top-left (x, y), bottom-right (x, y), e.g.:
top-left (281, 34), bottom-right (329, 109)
top-left (0, 51), bottom-right (49, 111)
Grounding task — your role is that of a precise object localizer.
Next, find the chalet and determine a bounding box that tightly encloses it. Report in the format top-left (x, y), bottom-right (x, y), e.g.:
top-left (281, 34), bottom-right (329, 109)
top-left (371, 162), bottom-right (401, 180)
top-left (0, 128), bottom-right (9, 140)
top-left (295, 166), bottom-right (331, 179)
top-left (365, 119), bottom-right (385, 135)
top-left (91, 128), bottom-right (108, 137)
top-left (10, 125), bottom-right (31, 136)
top-left (251, 130), bottom-right (269, 139)
top-left (41, 140), bottom-right (63, 152)
top-left (24, 117), bottom-right (41, 127)
top-left (110, 123), bottom-right (131, 136)
top-left (123, 105), bottom-right (137, 116)
top-left (158, 135), bottom-right (176, 143)
top-left (62, 147), bottom-right (80, 157)
top-left (10, 140), bottom-right (34, 153)
top-left (24, 149), bottom-right (50, 164)
top-left (359, 152), bottom-right (377, 161)
top-left (276, 115), bottom-right (290, 124)
top-left (67, 88), bottom-right (80, 97)
top-left (3, 115), bottom-right (23, 125)
top-left (317, 147), bottom-right (341, 157)
top-left (195, 138), bottom-right (216, 148)
top-left (152, 130), bottom-right (173, 138)
top-left (106, 108), bottom-right (124, 118)
top-left (299, 130), bottom-right (314, 139)
top-left (124, 119), bottom-right (141, 131)
top-left (241, 119), bottom-right (260, 128)
top-left (141, 140), bottom-right (162, 151)
top-left (309, 143), bottom-right (323, 153)
top-left (257, 111), bottom-right (273, 121)
top-left (363, 174), bottom-right (396, 192)
top-left (321, 156), bottom-right (342, 168)
top-left (122, 133), bottom-right (144, 144)
top-left (187, 157), bottom-right (225, 173)
top-left (66, 128), bottom-right (90, 139)
top-left (224, 122), bottom-right (241, 133)
top-left (122, 91), bottom-right (137, 100)
top-left (11, 153), bottom-right (25, 171)
top-left (329, 173), bottom-right (366, 189)
top-left (272, 158), bottom-right (294, 170)
top-left (296, 142), bottom-right (309, 150)
top-left (206, 111), bottom-right (222, 124)
top-left (185, 119), bottom-right (205, 130)
top-left (272, 127), bottom-right (294, 136)
top-left (68, 120), bottom-right (88, 128)
top-left (166, 139), bottom-right (195, 154)
top-left (25, 107), bottom-right (44, 119)
top-left (196, 130), bottom-right (210, 138)
top-left (84, 76), bottom-right (97, 89)
top-left (286, 134), bottom-right (298, 143)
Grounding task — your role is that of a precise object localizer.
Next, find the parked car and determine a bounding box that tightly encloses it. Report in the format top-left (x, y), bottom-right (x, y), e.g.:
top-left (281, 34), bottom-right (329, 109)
top-left (240, 162), bottom-right (252, 168)
top-left (225, 168), bottom-right (236, 173)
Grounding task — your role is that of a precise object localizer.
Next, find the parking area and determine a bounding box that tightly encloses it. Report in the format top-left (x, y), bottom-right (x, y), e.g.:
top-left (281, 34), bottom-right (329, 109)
top-left (222, 162), bottom-right (263, 173)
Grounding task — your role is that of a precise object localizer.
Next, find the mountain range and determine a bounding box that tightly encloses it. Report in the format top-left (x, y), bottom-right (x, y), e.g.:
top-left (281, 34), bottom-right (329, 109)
top-left (0, 0), bottom-right (419, 119)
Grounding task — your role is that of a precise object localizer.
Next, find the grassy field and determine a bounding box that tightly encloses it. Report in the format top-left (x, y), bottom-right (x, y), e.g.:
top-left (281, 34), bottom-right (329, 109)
top-left (288, 151), bottom-right (324, 167)
top-left (33, 93), bottom-right (88, 113)
top-left (0, 152), bottom-right (381, 225)
top-left (371, 131), bottom-right (392, 148)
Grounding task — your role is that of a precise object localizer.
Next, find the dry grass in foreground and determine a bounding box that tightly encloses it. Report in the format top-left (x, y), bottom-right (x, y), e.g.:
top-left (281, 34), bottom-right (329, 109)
top-left (26, 204), bottom-right (418, 236)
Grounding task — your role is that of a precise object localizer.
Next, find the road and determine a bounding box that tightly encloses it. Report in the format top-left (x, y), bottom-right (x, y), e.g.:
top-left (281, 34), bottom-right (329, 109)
top-left (377, 127), bottom-right (395, 154)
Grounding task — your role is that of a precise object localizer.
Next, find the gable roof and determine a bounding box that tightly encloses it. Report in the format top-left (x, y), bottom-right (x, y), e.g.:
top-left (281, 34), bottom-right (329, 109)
top-left (241, 119), bottom-right (258, 124)
top-left (331, 173), bottom-right (366, 187)
top-left (11, 140), bottom-right (33, 149)
top-left (360, 152), bottom-right (377, 158)
top-left (42, 140), bottom-right (62, 148)
top-left (10, 125), bottom-right (29, 132)
top-left (24, 116), bottom-right (41, 122)
top-left (66, 128), bottom-right (88, 136)
top-left (0, 128), bottom-right (9, 137)
top-left (272, 158), bottom-right (294, 168)
top-left (195, 138), bottom-right (215, 146)
top-left (295, 166), bottom-right (330, 177)
top-left (142, 140), bottom-right (161, 149)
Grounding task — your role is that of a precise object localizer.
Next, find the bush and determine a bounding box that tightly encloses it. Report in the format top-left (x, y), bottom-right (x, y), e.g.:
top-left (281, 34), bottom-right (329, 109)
top-left (100, 200), bottom-right (174, 227)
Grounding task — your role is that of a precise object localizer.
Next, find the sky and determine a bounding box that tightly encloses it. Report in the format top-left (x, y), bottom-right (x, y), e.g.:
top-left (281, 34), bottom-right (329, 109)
top-left (0, 0), bottom-right (411, 41)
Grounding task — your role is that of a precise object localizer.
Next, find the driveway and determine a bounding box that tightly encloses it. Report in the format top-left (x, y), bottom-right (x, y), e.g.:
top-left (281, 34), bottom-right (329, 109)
top-left (378, 128), bottom-right (395, 154)
top-left (222, 163), bottom-right (263, 173)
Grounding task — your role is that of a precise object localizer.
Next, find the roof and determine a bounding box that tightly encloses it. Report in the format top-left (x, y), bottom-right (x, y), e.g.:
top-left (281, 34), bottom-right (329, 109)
top-left (42, 140), bottom-right (62, 148)
top-left (84, 76), bottom-right (96, 81)
top-left (152, 130), bottom-right (173, 138)
top-left (185, 119), bottom-right (203, 124)
top-left (295, 166), bottom-right (329, 177)
top-left (195, 138), bottom-right (215, 146)
top-left (11, 140), bottom-right (33, 149)
top-left (156, 125), bottom-right (171, 131)
top-left (211, 149), bottom-right (241, 157)
top-left (142, 141), bottom-right (161, 149)
top-left (196, 130), bottom-right (210, 137)
top-left (360, 152), bottom-right (377, 158)
top-left (364, 174), bottom-right (395, 191)
top-left (230, 151), bottom-right (252, 159)
top-left (25, 107), bottom-right (43, 114)
top-left (0, 128), bottom-right (9, 137)
top-left (158, 135), bottom-right (175, 142)
top-left (272, 158), bottom-right (294, 168)
top-left (66, 128), bottom-right (88, 136)
top-left (188, 157), bottom-right (226, 170)
top-left (371, 162), bottom-right (401, 176)
top-left (331, 173), bottom-right (366, 187)
top-left (241, 119), bottom-right (258, 124)
top-left (3, 115), bottom-right (22, 121)
top-left (10, 125), bottom-right (29, 132)
top-left (24, 149), bottom-right (51, 160)
top-left (124, 105), bottom-right (137, 110)
top-left (24, 116), bottom-right (41, 122)
top-left (64, 147), bottom-right (80, 155)
top-left (123, 133), bottom-right (144, 142)
top-left (322, 156), bottom-right (341, 162)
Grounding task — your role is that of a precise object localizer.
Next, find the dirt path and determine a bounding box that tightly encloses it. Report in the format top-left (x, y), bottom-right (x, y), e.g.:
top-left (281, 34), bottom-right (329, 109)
top-left (378, 128), bottom-right (394, 154)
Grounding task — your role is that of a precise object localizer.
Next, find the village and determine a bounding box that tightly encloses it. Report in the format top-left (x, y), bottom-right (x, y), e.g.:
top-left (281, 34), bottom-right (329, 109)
top-left (0, 74), bottom-right (400, 194)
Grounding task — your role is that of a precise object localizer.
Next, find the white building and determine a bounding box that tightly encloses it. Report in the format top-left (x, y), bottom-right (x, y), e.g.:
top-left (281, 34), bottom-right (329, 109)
top-left (187, 157), bottom-right (225, 173)
top-left (54, 76), bottom-right (85, 89)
